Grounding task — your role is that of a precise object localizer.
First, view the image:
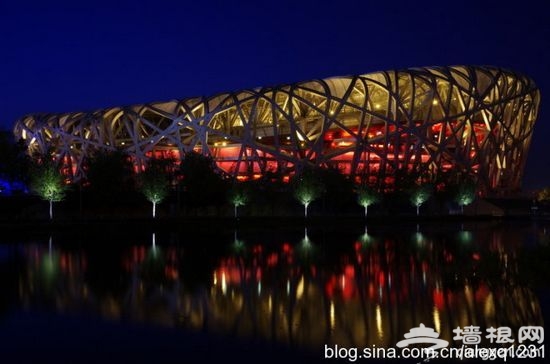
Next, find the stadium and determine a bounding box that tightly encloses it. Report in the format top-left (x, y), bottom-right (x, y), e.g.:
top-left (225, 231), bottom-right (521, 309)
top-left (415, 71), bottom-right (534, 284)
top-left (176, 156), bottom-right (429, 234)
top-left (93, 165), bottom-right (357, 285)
top-left (13, 65), bottom-right (540, 194)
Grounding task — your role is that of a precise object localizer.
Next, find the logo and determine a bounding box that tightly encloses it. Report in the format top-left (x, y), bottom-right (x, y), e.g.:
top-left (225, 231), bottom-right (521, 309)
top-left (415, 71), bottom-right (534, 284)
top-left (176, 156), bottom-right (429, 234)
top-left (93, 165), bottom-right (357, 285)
top-left (396, 323), bottom-right (449, 350)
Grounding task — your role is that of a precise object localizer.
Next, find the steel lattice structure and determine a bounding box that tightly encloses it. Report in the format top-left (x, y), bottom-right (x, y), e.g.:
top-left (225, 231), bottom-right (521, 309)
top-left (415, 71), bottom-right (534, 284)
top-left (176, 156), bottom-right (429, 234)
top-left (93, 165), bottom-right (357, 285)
top-left (13, 65), bottom-right (539, 193)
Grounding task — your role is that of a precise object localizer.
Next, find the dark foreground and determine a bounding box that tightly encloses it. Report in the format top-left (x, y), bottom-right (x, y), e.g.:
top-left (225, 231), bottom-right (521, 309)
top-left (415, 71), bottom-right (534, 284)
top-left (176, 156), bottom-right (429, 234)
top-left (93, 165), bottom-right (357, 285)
top-left (2, 311), bottom-right (547, 364)
top-left (0, 311), bottom-right (318, 364)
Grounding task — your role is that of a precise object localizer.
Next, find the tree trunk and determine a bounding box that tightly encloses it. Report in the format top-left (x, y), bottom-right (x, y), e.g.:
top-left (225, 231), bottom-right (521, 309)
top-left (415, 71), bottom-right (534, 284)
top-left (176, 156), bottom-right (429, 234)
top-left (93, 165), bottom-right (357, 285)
top-left (152, 201), bottom-right (156, 218)
top-left (461, 205), bottom-right (464, 214)
top-left (234, 204), bottom-right (237, 218)
top-left (416, 205), bottom-right (420, 216)
top-left (49, 200), bottom-right (53, 220)
top-left (365, 205), bottom-right (368, 218)
top-left (304, 204), bottom-right (308, 218)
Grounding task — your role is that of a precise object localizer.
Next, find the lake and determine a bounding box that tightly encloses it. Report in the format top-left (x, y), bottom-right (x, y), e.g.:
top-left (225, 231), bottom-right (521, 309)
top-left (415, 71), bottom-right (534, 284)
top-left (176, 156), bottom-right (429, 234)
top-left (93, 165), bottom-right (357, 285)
top-left (0, 220), bottom-right (548, 363)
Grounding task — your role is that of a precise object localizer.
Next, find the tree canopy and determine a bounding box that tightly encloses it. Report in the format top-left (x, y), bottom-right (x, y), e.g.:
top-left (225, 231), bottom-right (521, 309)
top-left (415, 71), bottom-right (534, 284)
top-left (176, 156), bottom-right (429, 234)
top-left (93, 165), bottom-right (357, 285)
top-left (180, 151), bottom-right (227, 209)
top-left (409, 183), bottom-right (433, 215)
top-left (29, 160), bottom-right (68, 219)
top-left (85, 149), bottom-right (135, 205)
top-left (356, 184), bottom-right (380, 217)
top-left (138, 159), bottom-right (171, 217)
top-left (291, 166), bottom-right (325, 217)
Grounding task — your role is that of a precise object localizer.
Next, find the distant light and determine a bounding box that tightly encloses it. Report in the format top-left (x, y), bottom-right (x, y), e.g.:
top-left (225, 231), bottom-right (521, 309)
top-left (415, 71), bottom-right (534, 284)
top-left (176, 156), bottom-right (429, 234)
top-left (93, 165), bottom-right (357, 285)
top-left (296, 275), bottom-right (304, 299)
top-left (374, 103), bottom-right (381, 109)
top-left (121, 141), bottom-right (125, 145)
top-left (258, 136), bottom-right (262, 140)
top-left (330, 301), bottom-right (335, 329)
top-left (432, 100), bottom-right (439, 105)
top-left (329, 110), bottom-right (335, 115)
top-left (221, 272), bottom-right (227, 295)
top-left (286, 136), bottom-right (291, 140)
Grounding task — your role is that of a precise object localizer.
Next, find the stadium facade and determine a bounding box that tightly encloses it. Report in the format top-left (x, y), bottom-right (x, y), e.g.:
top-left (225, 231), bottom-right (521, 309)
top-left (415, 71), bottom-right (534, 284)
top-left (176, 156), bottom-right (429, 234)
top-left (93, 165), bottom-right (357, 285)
top-left (13, 66), bottom-right (540, 194)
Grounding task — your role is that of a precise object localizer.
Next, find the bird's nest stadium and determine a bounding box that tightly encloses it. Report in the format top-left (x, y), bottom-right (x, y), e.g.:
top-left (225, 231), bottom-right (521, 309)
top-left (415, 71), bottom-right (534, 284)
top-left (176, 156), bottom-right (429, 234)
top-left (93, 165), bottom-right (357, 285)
top-left (13, 65), bottom-right (540, 194)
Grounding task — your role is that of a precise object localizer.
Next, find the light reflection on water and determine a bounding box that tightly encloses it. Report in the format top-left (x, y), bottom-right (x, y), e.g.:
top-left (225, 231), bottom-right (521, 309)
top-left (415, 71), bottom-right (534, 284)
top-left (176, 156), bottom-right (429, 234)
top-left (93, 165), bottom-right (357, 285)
top-left (1, 222), bottom-right (548, 352)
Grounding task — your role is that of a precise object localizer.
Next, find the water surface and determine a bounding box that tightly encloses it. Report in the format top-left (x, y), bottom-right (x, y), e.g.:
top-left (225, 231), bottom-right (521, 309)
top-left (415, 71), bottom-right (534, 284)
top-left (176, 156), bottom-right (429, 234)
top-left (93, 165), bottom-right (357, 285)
top-left (0, 221), bottom-right (548, 362)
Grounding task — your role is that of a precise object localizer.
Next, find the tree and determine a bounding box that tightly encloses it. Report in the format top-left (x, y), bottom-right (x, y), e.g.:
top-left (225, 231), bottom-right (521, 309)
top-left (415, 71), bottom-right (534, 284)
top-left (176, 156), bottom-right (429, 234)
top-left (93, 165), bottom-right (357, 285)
top-left (30, 161), bottom-right (68, 219)
top-left (85, 149), bottom-right (135, 207)
top-left (356, 184), bottom-right (380, 217)
top-left (318, 167), bottom-right (355, 213)
top-left (292, 167), bottom-right (325, 217)
top-left (228, 183), bottom-right (249, 218)
top-left (455, 181), bottom-right (476, 214)
top-left (180, 151), bottom-right (227, 211)
top-left (138, 159), bottom-right (170, 218)
top-left (409, 184), bottom-right (432, 216)
top-left (0, 132), bottom-right (30, 194)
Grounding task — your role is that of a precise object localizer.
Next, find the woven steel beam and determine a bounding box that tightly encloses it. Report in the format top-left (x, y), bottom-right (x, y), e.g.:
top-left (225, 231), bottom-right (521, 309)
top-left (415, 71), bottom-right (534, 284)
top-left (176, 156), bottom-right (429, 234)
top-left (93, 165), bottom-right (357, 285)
top-left (13, 66), bottom-right (540, 194)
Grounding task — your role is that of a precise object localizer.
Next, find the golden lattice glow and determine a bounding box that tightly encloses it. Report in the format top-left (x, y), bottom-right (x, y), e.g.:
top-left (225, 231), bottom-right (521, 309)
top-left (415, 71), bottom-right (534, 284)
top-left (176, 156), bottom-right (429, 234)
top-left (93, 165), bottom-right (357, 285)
top-left (14, 66), bottom-right (539, 193)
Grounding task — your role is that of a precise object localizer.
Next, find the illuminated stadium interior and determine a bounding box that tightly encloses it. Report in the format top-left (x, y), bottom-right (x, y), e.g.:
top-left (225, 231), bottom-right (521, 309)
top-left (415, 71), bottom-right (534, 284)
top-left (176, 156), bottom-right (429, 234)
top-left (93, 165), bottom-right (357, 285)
top-left (13, 65), bottom-right (540, 194)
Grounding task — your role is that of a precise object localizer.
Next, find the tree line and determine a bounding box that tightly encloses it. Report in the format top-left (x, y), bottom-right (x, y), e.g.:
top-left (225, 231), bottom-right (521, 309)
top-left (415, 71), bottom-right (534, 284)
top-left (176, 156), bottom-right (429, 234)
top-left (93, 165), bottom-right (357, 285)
top-left (20, 154), bottom-right (479, 220)
top-left (0, 132), bottom-right (481, 219)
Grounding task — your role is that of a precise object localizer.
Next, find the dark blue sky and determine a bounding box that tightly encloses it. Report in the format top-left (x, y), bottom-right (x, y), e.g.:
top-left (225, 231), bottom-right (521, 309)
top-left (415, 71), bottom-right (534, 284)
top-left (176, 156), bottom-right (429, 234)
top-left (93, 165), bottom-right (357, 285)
top-left (0, 0), bottom-right (548, 189)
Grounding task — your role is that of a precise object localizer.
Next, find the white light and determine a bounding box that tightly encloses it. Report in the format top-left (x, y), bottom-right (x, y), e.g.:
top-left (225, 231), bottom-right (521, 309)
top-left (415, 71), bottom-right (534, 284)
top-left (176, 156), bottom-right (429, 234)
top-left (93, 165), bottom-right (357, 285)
top-left (221, 272), bottom-right (227, 295)
top-left (330, 301), bottom-right (335, 329)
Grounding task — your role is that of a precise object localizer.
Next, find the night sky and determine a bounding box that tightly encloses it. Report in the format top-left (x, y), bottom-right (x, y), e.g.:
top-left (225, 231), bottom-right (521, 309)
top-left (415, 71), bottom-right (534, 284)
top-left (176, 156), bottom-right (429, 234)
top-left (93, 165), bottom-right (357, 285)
top-left (0, 0), bottom-right (548, 190)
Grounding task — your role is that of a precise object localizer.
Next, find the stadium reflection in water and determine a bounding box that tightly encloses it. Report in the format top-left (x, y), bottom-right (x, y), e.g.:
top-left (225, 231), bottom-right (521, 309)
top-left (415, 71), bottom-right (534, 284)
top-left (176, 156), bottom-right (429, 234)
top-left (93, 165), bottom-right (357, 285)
top-left (11, 223), bottom-right (547, 351)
